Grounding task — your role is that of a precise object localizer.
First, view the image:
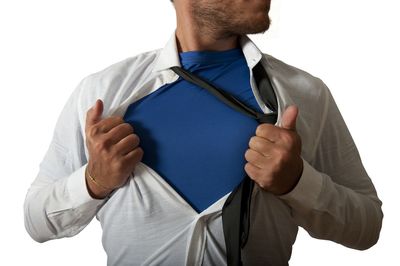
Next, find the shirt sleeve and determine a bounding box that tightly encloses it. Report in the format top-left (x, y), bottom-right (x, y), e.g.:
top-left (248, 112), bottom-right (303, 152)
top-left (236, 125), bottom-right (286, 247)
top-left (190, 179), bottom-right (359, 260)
top-left (23, 78), bottom-right (106, 243)
top-left (278, 82), bottom-right (383, 250)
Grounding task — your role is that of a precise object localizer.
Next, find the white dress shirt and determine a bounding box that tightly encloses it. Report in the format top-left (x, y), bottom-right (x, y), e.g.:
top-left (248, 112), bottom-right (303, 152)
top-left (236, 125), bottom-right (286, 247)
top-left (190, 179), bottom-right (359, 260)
top-left (24, 31), bottom-right (383, 266)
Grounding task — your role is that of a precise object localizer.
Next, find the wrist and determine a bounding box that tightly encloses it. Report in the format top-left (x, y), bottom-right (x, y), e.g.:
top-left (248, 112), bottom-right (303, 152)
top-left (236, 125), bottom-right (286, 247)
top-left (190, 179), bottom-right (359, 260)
top-left (85, 166), bottom-right (113, 199)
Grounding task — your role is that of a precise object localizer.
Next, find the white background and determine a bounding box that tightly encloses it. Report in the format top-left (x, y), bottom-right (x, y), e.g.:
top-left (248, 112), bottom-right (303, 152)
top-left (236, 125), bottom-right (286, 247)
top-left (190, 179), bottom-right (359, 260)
top-left (1, 0), bottom-right (399, 265)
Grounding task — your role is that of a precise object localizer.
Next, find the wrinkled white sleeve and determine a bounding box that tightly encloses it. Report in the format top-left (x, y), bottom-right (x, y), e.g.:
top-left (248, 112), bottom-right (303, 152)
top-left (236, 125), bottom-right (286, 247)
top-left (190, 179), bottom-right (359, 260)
top-left (24, 78), bottom-right (106, 243)
top-left (279, 82), bottom-right (383, 250)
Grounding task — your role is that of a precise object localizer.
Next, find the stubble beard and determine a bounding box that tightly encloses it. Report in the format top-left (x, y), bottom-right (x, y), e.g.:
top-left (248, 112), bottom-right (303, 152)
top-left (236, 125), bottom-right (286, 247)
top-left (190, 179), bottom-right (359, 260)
top-left (191, 3), bottom-right (271, 39)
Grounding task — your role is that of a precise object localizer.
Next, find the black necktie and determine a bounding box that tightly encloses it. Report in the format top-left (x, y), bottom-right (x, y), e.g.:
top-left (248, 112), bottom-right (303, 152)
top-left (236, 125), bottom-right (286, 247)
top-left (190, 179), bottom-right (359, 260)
top-left (171, 61), bottom-right (278, 266)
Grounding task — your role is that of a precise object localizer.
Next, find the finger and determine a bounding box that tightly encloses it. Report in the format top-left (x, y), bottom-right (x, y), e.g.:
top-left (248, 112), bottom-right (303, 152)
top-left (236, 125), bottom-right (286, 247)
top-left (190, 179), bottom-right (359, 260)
top-left (86, 99), bottom-right (104, 129)
top-left (280, 105), bottom-right (298, 131)
top-left (244, 162), bottom-right (262, 180)
top-left (95, 116), bottom-right (126, 133)
top-left (114, 134), bottom-right (140, 155)
top-left (123, 147), bottom-right (144, 164)
top-left (248, 136), bottom-right (275, 157)
top-left (255, 123), bottom-right (280, 143)
top-left (244, 148), bottom-right (270, 169)
top-left (106, 123), bottom-right (134, 144)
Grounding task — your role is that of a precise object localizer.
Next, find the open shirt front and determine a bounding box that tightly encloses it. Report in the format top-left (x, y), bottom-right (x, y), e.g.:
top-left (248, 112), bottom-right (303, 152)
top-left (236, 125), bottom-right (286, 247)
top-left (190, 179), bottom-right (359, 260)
top-left (24, 31), bottom-right (382, 266)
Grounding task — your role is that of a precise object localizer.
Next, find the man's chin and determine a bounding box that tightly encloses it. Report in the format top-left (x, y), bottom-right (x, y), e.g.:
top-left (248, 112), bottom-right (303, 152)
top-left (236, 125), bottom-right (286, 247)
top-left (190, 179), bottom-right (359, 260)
top-left (239, 19), bottom-right (270, 35)
top-left (249, 24), bottom-right (270, 34)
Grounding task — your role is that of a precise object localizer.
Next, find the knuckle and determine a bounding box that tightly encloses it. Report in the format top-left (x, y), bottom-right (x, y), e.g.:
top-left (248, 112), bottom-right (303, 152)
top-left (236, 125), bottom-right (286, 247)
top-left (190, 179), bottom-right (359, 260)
top-left (122, 122), bottom-right (134, 133)
top-left (134, 134), bottom-right (140, 143)
top-left (258, 182), bottom-right (266, 190)
top-left (254, 137), bottom-right (265, 150)
top-left (114, 160), bottom-right (125, 172)
top-left (248, 136), bottom-right (257, 147)
top-left (257, 177), bottom-right (270, 190)
top-left (136, 147), bottom-right (144, 157)
top-left (263, 178), bottom-right (273, 189)
top-left (132, 134), bottom-right (141, 147)
top-left (94, 140), bottom-right (105, 151)
top-left (87, 125), bottom-right (100, 137)
top-left (125, 134), bottom-right (139, 148)
top-left (255, 124), bottom-right (266, 136)
top-left (86, 133), bottom-right (96, 145)
top-left (128, 147), bottom-right (143, 162)
top-left (125, 121), bottom-right (134, 129)
top-left (94, 137), bottom-right (111, 152)
top-left (111, 116), bottom-right (124, 123)
top-left (105, 116), bottom-right (124, 127)
top-left (258, 181), bottom-right (267, 190)
top-left (131, 151), bottom-right (143, 164)
top-left (244, 162), bottom-right (252, 173)
top-left (256, 124), bottom-right (273, 136)
top-left (109, 145), bottom-right (120, 158)
top-left (244, 149), bottom-right (251, 160)
top-left (245, 162), bottom-right (258, 177)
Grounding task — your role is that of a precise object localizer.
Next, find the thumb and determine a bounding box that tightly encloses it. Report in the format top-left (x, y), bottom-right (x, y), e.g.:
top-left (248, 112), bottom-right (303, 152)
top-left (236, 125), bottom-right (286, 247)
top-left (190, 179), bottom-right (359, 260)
top-left (86, 99), bottom-right (104, 127)
top-left (280, 105), bottom-right (298, 130)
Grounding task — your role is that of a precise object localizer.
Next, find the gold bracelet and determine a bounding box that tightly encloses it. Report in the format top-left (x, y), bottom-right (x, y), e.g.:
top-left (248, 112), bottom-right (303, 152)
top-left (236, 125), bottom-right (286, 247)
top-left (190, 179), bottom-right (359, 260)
top-left (85, 166), bottom-right (113, 191)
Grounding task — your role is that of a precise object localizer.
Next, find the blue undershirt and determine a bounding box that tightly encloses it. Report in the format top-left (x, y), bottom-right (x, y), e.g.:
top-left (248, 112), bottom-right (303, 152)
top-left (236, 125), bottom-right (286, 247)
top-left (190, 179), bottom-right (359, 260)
top-left (123, 47), bottom-right (263, 213)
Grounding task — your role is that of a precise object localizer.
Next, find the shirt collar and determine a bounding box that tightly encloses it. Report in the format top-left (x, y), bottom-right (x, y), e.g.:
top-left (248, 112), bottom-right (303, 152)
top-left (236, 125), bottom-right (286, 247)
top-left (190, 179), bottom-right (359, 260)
top-left (152, 30), bottom-right (264, 73)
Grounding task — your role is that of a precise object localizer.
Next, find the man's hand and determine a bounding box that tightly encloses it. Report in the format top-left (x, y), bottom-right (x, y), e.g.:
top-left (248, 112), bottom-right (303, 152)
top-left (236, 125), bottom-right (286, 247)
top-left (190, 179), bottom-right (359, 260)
top-left (244, 105), bottom-right (303, 195)
top-left (84, 99), bottom-right (143, 199)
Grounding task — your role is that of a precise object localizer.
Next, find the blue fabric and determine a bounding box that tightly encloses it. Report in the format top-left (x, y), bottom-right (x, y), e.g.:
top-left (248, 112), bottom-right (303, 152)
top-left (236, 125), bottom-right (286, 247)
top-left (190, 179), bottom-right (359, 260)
top-left (123, 47), bottom-right (263, 213)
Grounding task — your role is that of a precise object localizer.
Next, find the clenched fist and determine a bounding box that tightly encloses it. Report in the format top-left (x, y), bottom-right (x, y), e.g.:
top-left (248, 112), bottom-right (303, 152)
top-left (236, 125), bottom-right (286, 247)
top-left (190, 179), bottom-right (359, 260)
top-left (84, 99), bottom-right (143, 199)
top-left (244, 105), bottom-right (303, 195)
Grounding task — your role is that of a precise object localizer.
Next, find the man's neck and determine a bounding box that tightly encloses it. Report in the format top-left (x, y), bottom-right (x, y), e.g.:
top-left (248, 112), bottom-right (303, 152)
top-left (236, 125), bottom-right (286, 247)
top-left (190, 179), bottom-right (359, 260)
top-left (175, 24), bottom-right (240, 53)
top-left (175, 2), bottom-right (239, 52)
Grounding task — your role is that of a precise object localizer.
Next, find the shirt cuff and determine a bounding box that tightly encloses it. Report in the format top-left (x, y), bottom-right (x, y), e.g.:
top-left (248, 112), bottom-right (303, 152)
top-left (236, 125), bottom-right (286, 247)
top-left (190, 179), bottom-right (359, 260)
top-left (278, 157), bottom-right (323, 211)
top-left (66, 164), bottom-right (106, 209)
